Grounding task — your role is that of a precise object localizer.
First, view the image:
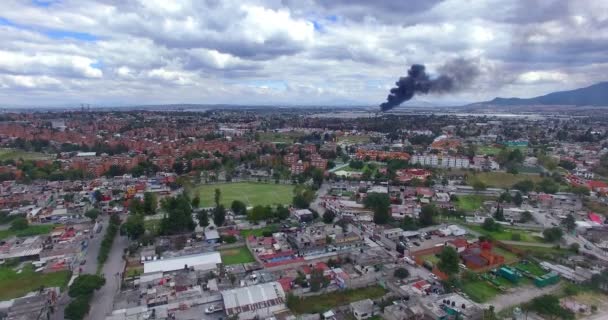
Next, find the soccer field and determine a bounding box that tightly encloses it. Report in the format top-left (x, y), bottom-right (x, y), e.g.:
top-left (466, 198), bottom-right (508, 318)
top-left (194, 182), bottom-right (294, 207)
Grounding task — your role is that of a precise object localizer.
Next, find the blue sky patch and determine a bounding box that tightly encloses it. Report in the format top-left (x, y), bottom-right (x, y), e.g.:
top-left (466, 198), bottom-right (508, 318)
top-left (0, 16), bottom-right (98, 41)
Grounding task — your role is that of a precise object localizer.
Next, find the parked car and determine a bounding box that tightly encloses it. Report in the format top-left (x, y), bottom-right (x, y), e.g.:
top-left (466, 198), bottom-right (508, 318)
top-left (413, 241), bottom-right (421, 247)
top-left (205, 305), bottom-right (223, 314)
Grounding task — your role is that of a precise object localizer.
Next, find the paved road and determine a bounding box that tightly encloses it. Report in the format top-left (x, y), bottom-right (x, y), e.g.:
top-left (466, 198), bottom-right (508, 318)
top-left (52, 217), bottom-right (109, 320)
top-left (87, 229), bottom-right (129, 320)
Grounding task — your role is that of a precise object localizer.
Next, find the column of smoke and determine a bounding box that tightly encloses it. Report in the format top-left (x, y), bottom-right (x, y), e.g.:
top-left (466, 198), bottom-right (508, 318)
top-left (379, 58), bottom-right (480, 111)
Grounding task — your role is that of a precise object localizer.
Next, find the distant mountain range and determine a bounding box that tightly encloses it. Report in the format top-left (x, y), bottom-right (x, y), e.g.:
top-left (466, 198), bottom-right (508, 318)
top-left (470, 81), bottom-right (608, 107)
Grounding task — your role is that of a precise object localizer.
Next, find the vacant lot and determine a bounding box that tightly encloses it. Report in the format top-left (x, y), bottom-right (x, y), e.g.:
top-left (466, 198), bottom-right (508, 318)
top-left (194, 182), bottom-right (294, 207)
top-left (468, 225), bottom-right (543, 243)
top-left (0, 224), bottom-right (56, 240)
top-left (0, 264), bottom-right (71, 300)
top-left (467, 172), bottom-right (542, 189)
top-left (455, 195), bottom-right (493, 212)
top-left (337, 134), bottom-right (371, 144)
top-left (0, 148), bottom-right (51, 161)
top-left (461, 279), bottom-right (499, 303)
top-left (289, 285), bottom-right (387, 314)
top-left (220, 246), bottom-right (256, 265)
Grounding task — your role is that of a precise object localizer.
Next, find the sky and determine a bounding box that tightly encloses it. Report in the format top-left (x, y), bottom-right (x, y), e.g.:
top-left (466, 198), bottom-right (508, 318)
top-left (0, 0), bottom-right (607, 107)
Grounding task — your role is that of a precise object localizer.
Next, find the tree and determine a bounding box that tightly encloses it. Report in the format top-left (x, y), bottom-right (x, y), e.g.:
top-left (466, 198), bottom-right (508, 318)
top-left (437, 246), bottom-right (460, 276)
top-left (523, 295), bottom-right (574, 320)
top-left (248, 205), bottom-right (272, 222)
top-left (143, 192), bottom-right (157, 215)
top-left (483, 306), bottom-right (499, 320)
top-left (419, 204), bottom-right (436, 226)
top-left (482, 218), bottom-right (500, 232)
top-left (213, 205), bottom-right (226, 226)
top-left (159, 194), bottom-right (195, 235)
top-left (520, 211), bottom-right (534, 223)
top-left (123, 214), bottom-right (145, 239)
top-left (274, 204), bottom-right (290, 220)
top-left (10, 217), bottom-right (28, 230)
top-left (322, 210), bottom-right (336, 224)
top-left (569, 243), bottom-right (580, 253)
top-left (231, 200), bottom-right (247, 215)
top-left (394, 267), bottom-right (410, 279)
top-left (512, 180), bottom-right (535, 193)
top-left (472, 180), bottom-right (487, 191)
top-left (401, 216), bottom-right (419, 230)
top-left (493, 205), bottom-right (505, 221)
top-left (214, 188), bottom-right (221, 207)
top-left (65, 295), bottom-right (91, 320)
top-left (513, 192), bottom-right (523, 206)
top-left (84, 208), bottom-right (100, 221)
top-left (562, 214), bottom-right (576, 232)
top-left (191, 195), bottom-right (200, 208)
top-left (309, 268), bottom-right (328, 292)
top-left (543, 227), bottom-right (563, 242)
top-left (68, 274), bottom-right (106, 297)
top-left (499, 192), bottom-right (512, 203)
top-left (196, 210), bottom-right (209, 230)
top-left (364, 193), bottom-right (390, 224)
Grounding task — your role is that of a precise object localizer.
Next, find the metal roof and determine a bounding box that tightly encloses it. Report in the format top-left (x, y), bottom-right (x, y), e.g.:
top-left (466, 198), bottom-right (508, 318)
top-left (143, 252), bottom-right (221, 274)
top-left (222, 282), bottom-right (285, 316)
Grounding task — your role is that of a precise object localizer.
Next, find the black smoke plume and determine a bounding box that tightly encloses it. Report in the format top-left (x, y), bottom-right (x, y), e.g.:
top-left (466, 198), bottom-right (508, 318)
top-left (380, 58), bottom-right (479, 111)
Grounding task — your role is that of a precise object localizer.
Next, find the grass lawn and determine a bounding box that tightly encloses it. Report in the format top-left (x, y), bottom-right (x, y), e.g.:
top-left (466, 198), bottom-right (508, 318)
top-left (0, 148), bottom-right (51, 161)
top-left (220, 246), bottom-right (256, 265)
top-left (240, 225), bottom-right (278, 237)
top-left (194, 182), bottom-right (294, 207)
top-left (515, 261), bottom-right (547, 277)
top-left (0, 224), bottom-right (56, 240)
top-left (510, 244), bottom-right (570, 259)
top-left (493, 246), bottom-right (519, 263)
top-left (143, 219), bottom-right (162, 235)
top-left (460, 279), bottom-right (499, 303)
top-left (0, 264), bottom-right (71, 300)
top-left (455, 195), bottom-right (493, 212)
top-left (420, 254), bottom-right (440, 265)
top-left (468, 225), bottom-right (543, 243)
top-left (467, 172), bottom-right (542, 189)
top-left (337, 135), bottom-right (371, 144)
top-left (289, 285), bottom-right (387, 314)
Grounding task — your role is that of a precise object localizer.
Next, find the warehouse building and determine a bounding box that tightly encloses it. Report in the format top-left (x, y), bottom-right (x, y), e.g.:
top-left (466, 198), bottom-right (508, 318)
top-left (222, 282), bottom-right (286, 319)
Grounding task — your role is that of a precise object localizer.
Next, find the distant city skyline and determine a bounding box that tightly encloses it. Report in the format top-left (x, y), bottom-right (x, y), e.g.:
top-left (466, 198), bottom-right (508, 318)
top-left (0, 0), bottom-right (606, 107)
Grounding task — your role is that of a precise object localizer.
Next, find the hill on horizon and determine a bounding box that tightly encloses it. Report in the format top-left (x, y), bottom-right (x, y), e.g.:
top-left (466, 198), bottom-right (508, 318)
top-left (470, 81), bottom-right (608, 107)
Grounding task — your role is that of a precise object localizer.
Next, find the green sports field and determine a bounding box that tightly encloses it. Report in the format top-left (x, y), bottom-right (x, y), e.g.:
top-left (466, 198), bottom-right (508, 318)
top-left (193, 182), bottom-right (294, 207)
top-left (0, 148), bottom-right (51, 161)
top-left (220, 246), bottom-right (256, 265)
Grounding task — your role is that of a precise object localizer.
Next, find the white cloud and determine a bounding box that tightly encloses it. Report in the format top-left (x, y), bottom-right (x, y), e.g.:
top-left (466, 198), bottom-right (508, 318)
top-left (517, 71), bottom-right (567, 84)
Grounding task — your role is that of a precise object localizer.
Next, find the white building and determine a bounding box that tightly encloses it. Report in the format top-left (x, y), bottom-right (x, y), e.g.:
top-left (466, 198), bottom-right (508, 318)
top-left (143, 252), bottom-right (222, 274)
top-left (222, 282), bottom-right (286, 320)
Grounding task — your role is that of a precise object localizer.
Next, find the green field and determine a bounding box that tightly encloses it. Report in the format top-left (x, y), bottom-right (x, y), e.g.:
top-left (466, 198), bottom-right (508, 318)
top-left (337, 135), bottom-right (371, 144)
top-left (194, 182), bottom-right (294, 207)
top-left (460, 279), bottom-right (499, 302)
top-left (515, 261), bottom-right (547, 277)
top-left (219, 246), bottom-right (256, 265)
top-left (467, 172), bottom-right (542, 189)
top-left (420, 254), bottom-right (440, 265)
top-left (240, 225), bottom-right (278, 237)
top-left (289, 285), bottom-right (387, 314)
top-left (476, 145), bottom-right (527, 156)
top-left (493, 246), bottom-right (519, 262)
top-left (468, 225), bottom-right (543, 243)
top-left (0, 224), bottom-right (56, 240)
top-left (455, 195), bottom-right (493, 212)
top-left (0, 148), bottom-right (51, 161)
top-left (0, 264), bottom-right (71, 300)
top-left (510, 244), bottom-right (570, 259)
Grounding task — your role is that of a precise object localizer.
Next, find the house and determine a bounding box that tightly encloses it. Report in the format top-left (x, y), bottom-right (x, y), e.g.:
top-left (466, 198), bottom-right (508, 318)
top-left (350, 299), bottom-right (374, 320)
top-left (204, 229), bottom-right (220, 243)
top-left (293, 209), bottom-right (314, 222)
top-left (143, 252), bottom-right (222, 274)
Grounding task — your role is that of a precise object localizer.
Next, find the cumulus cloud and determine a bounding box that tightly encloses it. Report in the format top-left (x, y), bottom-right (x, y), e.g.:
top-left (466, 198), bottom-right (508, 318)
top-left (0, 0), bottom-right (606, 106)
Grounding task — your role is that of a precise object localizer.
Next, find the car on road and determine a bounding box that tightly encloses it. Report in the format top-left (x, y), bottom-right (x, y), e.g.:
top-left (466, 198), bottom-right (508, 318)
top-left (80, 259), bottom-right (86, 265)
top-left (413, 241), bottom-right (421, 247)
top-left (205, 305), bottom-right (223, 314)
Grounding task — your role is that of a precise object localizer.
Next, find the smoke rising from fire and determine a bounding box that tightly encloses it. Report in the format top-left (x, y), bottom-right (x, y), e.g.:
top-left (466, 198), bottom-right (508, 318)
top-left (380, 58), bottom-right (480, 111)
